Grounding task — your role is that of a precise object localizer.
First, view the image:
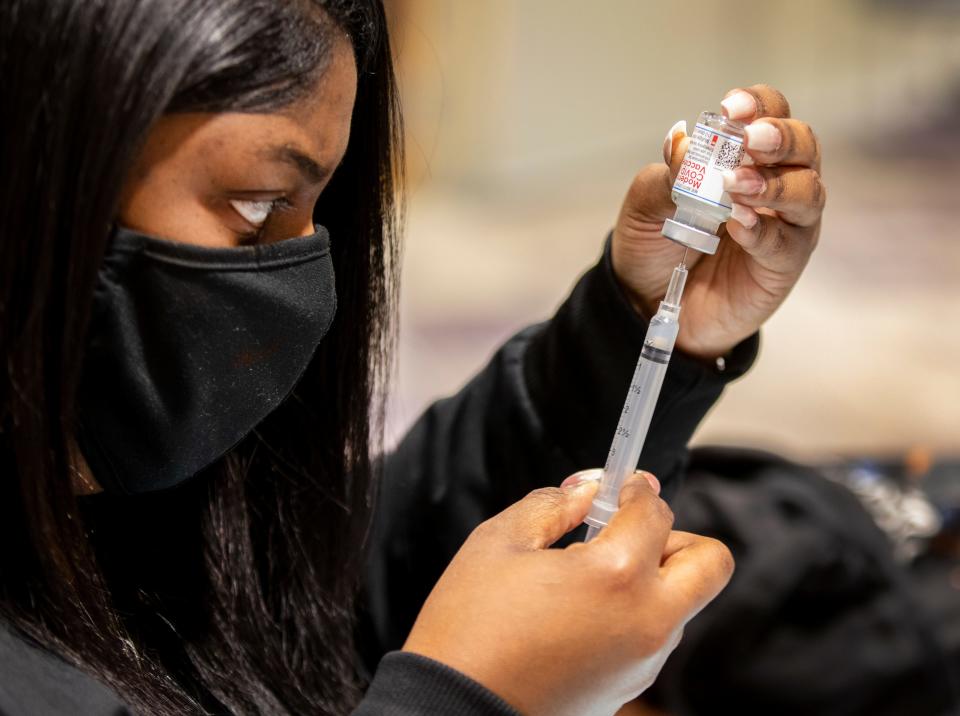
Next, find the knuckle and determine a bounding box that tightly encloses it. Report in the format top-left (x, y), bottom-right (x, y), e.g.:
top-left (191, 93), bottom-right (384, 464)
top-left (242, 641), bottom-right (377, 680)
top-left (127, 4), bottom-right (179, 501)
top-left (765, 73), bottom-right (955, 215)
top-left (464, 517), bottom-right (500, 547)
top-left (622, 481), bottom-right (673, 526)
top-left (528, 485), bottom-right (564, 504)
top-left (747, 87), bottom-right (767, 116)
top-left (811, 173), bottom-right (827, 210)
top-left (770, 225), bottom-right (789, 255)
top-left (619, 478), bottom-right (650, 503)
top-left (705, 537), bottom-right (736, 579)
top-left (654, 497), bottom-right (675, 529)
top-left (526, 486), bottom-right (566, 518)
top-left (769, 171), bottom-right (788, 202)
top-left (752, 215), bottom-right (772, 246)
top-left (770, 86), bottom-right (791, 117)
top-left (631, 163), bottom-right (670, 197)
top-left (754, 217), bottom-right (787, 256)
top-left (469, 517), bottom-right (498, 542)
top-left (778, 94), bottom-right (792, 118)
top-left (599, 550), bottom-right (640, 591)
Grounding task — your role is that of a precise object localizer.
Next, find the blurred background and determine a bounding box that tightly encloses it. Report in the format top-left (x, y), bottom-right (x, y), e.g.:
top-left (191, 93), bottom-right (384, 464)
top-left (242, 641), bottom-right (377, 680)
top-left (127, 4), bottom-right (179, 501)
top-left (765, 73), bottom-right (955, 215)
top-left (383, 0), bottom-right (960, 462)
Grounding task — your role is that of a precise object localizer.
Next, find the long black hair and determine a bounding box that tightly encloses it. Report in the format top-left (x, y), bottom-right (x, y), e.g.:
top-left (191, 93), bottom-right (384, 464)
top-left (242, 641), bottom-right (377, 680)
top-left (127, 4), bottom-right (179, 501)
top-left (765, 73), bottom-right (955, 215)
top-left (0, 0), bottom-right (402, 713)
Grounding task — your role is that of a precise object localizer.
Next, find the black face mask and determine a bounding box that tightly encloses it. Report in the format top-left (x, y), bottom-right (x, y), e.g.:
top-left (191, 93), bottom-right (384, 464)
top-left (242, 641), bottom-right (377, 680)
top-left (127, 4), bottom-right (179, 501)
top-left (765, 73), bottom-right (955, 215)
top-left (77, 225), bottom-right (336, 494)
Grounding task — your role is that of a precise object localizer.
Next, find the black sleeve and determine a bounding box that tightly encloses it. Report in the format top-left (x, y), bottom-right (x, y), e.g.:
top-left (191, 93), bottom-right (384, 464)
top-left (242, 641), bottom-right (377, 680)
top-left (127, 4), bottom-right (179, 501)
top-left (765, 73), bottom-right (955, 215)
top-left (353, 652), bottom-right (520, 716)
top-left (0, 622), bottom-right (136, 716)
top-left (357, 234), bottom-right (759, 672)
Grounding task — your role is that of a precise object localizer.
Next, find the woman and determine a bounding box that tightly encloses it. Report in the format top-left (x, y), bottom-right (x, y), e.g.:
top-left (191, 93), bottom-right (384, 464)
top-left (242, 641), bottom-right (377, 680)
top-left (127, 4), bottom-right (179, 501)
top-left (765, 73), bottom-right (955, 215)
top-left (0, 0), bottom-right (825, 714)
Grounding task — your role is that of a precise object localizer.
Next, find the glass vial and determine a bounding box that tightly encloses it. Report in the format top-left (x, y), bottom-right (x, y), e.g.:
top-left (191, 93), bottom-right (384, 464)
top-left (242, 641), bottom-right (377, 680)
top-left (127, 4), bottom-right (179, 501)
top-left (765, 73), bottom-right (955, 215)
top-left (663, 111), bottom-right (746, 254)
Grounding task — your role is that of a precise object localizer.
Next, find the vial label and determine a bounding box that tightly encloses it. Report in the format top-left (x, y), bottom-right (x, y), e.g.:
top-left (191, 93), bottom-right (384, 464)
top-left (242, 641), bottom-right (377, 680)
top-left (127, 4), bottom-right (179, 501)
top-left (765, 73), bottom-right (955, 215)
top-left (674, 123), bottom-right (745, 210)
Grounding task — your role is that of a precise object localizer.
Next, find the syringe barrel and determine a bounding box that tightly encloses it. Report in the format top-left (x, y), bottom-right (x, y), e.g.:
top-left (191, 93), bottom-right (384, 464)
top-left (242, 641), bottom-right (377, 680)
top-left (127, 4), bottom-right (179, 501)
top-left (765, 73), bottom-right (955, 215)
top-left (584, 303), bottom-right (680, 536)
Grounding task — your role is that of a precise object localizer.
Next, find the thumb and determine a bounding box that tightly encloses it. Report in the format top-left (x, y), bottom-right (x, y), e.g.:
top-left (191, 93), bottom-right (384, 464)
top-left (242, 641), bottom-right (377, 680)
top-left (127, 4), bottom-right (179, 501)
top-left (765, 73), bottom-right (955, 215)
top-left (622, 163), bottom-right (677, 224)
top-left (490, 470), bottom-right (601, 550)
top-left (662, 119), bottom-right (690, 179)
top-left (620, 121), bottom-right (689, 226)
top-left (667, 134), bottom-right (690, 180)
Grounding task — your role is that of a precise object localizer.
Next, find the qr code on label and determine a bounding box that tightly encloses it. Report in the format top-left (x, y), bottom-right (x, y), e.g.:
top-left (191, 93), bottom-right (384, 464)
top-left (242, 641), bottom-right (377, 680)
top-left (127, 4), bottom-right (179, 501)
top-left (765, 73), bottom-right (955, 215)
top-left (714, 139), bottom-right (744, 171)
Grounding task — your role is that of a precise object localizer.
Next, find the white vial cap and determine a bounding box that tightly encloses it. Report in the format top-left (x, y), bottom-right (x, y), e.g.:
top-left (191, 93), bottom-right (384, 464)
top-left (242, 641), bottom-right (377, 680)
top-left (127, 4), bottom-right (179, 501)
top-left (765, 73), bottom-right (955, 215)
top-left (662, 218), bottom-right (721, 255)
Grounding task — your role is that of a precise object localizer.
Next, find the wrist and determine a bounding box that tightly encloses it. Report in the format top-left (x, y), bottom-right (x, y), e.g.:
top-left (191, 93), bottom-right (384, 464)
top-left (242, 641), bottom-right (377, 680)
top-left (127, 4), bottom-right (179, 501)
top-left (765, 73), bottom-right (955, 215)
top-left (675, 335), bottom-right (739, 363)
top-left (675, 326), bottom-right (759, 374)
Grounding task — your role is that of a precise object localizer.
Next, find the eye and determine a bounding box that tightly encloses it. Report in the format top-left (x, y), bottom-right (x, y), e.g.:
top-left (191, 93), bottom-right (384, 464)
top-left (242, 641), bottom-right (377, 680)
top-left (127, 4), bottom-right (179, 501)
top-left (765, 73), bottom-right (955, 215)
top-left (228, 197), bottom-right (295, 244)
top-left (230, 198), bottom-right (278, 227)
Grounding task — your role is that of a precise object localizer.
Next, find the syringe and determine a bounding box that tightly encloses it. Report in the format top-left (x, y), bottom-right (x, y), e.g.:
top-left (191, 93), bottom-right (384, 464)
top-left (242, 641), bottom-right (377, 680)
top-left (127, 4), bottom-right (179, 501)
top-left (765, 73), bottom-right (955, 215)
top-left (584, 255), bottom-right (688, 540)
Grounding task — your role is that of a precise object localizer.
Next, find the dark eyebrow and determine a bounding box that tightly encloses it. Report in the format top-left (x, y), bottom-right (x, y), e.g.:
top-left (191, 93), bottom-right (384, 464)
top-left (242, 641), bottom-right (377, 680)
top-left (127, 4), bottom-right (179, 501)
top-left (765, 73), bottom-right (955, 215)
top-left (262, 145), bottom-right (328, 184)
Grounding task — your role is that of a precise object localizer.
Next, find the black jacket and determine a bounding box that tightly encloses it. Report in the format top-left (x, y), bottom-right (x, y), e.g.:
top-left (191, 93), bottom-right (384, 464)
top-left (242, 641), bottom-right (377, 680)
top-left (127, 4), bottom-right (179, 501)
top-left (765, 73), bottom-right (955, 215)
top-left (0, 238), bottom-right (756, 715)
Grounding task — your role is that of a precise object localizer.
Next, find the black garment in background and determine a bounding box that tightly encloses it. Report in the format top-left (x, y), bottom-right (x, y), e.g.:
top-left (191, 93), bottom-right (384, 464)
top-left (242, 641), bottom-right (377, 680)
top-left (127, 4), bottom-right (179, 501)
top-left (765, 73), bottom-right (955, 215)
top-left (645, 448), bottom-right (960, 716)
top-left (0, 237), bottom-right (756, 715)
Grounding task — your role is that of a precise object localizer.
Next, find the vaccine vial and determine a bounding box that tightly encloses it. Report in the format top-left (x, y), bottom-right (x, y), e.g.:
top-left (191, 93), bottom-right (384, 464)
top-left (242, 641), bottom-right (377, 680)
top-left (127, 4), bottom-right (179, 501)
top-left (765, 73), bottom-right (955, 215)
top-left (663, 111), bottom-right (746, 254)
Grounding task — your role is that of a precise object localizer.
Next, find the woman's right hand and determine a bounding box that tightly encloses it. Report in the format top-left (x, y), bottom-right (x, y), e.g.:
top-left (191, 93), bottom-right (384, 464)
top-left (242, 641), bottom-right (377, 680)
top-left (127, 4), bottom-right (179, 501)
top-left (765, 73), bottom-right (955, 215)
top-left (402, 470), bottom-right (734, 716)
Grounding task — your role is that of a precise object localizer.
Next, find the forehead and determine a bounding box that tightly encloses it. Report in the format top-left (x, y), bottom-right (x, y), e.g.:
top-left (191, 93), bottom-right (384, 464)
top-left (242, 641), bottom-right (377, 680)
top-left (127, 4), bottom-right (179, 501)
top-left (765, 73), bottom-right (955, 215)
top-left (201, 36), bottom-right (357, 165)
top-left (130, 35), bottom-right (358, 183)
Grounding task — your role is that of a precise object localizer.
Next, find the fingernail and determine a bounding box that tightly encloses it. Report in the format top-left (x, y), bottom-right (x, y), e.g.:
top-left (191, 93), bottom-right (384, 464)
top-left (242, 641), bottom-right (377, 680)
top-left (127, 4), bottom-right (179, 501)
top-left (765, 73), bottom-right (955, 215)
top-left (662, 119), bottom-right (687, 164)
top-left (730, 202), bottom-right (759, 229)
top-left (722, 167), bottom-right (765, 195)
top-left (561, 469), bottom-right (602, 489)
top-left (636, 470), bottom-right (661, 495)
top-left (745, 122), bottom-right (781, 153)
top-left (721, 90), bottom-right (756, 119)
top-left (572, 478), bottom-right (601, 496)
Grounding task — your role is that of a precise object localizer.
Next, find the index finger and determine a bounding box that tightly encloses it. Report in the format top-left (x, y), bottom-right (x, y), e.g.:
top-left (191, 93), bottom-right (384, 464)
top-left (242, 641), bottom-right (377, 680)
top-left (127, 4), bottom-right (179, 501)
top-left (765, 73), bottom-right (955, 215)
top-left (721, 83), bottom-right (791, 121)
top-left (658, 530), bottom-right (735, 623)
top-left (591, 472), bottom-right (675, 574)
top-left (745, 117), bottom-right (821, 171)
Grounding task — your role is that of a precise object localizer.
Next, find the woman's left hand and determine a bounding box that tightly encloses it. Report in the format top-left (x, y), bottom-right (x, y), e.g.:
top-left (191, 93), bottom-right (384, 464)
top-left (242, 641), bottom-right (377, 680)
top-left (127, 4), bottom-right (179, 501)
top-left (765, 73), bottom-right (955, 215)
top-left (611, 84), bottom-right (825, 359)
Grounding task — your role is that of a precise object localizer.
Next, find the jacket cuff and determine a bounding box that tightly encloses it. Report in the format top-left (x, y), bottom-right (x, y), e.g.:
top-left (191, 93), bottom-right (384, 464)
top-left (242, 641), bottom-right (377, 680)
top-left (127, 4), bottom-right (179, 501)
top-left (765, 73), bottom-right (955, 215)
top-left (355, 651), bottom-right (521, 716)
top-left (523, 233), bottom-right (758, 499)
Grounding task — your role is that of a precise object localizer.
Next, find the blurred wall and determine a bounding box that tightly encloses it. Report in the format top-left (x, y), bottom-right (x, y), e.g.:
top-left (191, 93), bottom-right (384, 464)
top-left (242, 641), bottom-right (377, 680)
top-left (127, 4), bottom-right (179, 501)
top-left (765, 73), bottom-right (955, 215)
top-left (396, 0), bottom-right (960, 189)
top-left (385, 0), bottom-right (960, 459)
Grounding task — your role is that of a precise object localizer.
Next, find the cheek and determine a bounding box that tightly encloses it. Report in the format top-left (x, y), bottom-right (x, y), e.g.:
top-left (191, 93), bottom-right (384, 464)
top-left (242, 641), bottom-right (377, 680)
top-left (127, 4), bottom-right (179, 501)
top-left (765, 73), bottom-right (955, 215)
top-left (117, 117), bottom-right (248, 248)
top-left (118, 180), bottom-right (238, 248)
top-left (263, 203), bottom-right (323, 244)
